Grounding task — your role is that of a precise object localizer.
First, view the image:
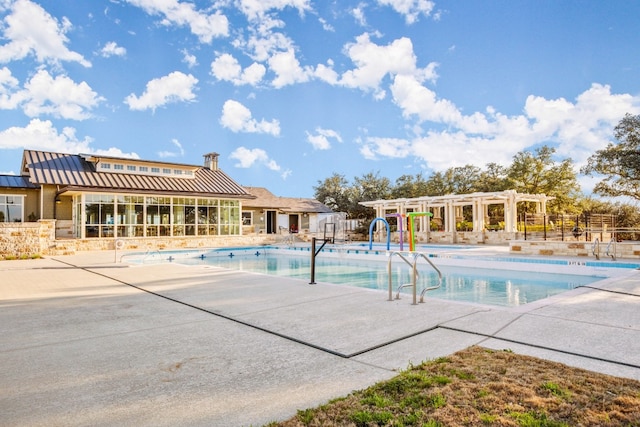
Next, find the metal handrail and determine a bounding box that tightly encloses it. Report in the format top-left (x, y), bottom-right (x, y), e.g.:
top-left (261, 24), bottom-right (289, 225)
top-left (416, 253), bottom-right (443, 302)
top-left (387, 251), bottom-right (415, 301)
top-left (387, 251), bottom-right (443, 304)
top-left (605, 239), bottom-right (617, 261)
top-left (591, 238), bottom-right (600, 260)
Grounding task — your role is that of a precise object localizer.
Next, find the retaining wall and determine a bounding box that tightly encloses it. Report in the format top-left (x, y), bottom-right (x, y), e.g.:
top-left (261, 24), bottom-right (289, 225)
top-left (510, 240), bottom-right (640, 259)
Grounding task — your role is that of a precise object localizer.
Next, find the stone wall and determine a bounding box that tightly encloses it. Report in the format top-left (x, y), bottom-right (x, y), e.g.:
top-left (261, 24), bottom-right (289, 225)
top-left (0, 220), bottom-right (284, 259)
top-left (0, 220), bottom-right (55, 259)
top-left (45, 234), bottom-right (283, 256)
top-left (5, 220), bottom-right (639, 261)
top-left (510, 240), bottom-right (640, 260)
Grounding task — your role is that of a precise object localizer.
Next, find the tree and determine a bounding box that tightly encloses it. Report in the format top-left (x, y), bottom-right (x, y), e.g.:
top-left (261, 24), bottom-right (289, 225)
top-left (349, 171), bottom-right (392, 219)
top-left (447, 165), bottom-right (482, 194)
top-left (581, 113), bottom-right (640, 201)
top-left (476, 162), bottom-right (509, 193)
top-left (424, 165), bottom-right (482, 196)
top-left (506, 145), bottom-right (581, 213)
top-left (391, 173), bottom-right (429, 198)
top-left (424, 171), bottom-right (450, 195)
top-left (313, 173), bottom-right (351, 213)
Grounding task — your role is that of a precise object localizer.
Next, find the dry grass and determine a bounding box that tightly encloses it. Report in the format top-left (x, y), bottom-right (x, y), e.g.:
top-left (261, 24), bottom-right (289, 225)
top-left (270, 346), bottom-right (640, 426)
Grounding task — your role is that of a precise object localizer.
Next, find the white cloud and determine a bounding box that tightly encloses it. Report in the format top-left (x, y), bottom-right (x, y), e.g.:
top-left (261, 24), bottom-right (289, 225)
top-left (236, 0), bottom-right (312, 21)
top-left (210, 53), bottom-right (266, 86)
top-left (0, 118), bottom-right (138, 159)
top-left (268, 48), bottom-right (311, 88)
top-left (21, 69), bottom-right (104, 120)
top-left (306, 127), bottom-right (343, 150)
top-left (241, 21), bottom-right (294, 62)
top-left (318, 17), bottom-right (334, 32)
top-left (181, 49), bottom-right (197, 68)
top-left (229, 146), bottom-right (281, 171)
top-left (391, 74), bottom-right (461, 124)
top-left (339, 34), bottom-right (438, 99)
top-left (524, 83), bottom-right (640, 162)
top-left (280, 168), bottom-right (292, 179)
top-left (125, 0), bottom-right (229, 43)
top-left (360, 137), bottom-right (411, 160)
top-left (377, 0), bottom-right (435, 24)
top-left (219, 99), bottom-right (280, 135)
top-left (124, 71), bottom-right (198, 111)
top-left (0, 0), bottom-right (91, 67)
top-left (313, 61), bottom-right (339, 85)
top-left (0, 66), bottom-right (21, 109)
top-left (364, 79), bottom-right (640, 173)
top-left (157, 138), bottom-right (184, 158)
top-left (351, 5), bottom-right (367, 26)
top-left (100, 41), bottom-right (126, 58)
top-left (0, 68), bottom-right (103, 119)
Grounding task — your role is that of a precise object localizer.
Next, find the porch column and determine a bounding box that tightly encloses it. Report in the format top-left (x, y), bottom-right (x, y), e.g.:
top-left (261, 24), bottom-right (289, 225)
top-left (504, 192), bottom-right (517, 232)
top-left (472, 199), bottom-right (485, 232)
top-left (445, 201), bottom-right (456, 234)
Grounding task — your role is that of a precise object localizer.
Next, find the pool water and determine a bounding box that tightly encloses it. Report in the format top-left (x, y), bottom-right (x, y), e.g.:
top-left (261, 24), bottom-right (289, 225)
top-left (165, 251), bottom-right (603, 307)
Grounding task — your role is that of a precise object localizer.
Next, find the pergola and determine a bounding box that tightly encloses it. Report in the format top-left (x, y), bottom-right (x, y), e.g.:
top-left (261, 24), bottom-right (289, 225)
top-left (360, 190), bottom-right (554, 234)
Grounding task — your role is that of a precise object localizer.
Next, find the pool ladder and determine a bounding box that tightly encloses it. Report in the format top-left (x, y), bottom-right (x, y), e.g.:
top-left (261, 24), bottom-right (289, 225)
top-left (387, 251), bottom-right (443, 305)
top-left (592, 238), bottom-right (617, 261)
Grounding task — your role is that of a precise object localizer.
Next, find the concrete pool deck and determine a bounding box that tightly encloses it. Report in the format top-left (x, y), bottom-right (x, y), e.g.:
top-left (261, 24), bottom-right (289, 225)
top-left (1, 249), bottom-right (639, 426)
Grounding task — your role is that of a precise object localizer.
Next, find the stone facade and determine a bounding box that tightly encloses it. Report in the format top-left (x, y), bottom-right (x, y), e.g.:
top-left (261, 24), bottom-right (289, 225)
top-left (0, 220), bottom-right (282, 259)
top-left (391, 230), bottom-right (520, 245)
top-left (510, 240), bottom-right (640, 259)
top-left (0, 220), bottom-right (55, 259)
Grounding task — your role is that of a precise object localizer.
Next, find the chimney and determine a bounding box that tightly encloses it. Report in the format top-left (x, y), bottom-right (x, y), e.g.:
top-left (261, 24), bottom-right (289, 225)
top-left (203, 152), bottom-right (219, 171)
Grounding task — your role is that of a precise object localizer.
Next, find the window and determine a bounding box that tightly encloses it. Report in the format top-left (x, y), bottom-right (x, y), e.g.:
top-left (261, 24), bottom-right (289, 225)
top-left (0, 195), bottom-right (23, 222)
top-left (84, 194), bottom-right (115, 238)
top-left (219, 200), bottom-right (240, 235)
top-left (151, 167), bottom-right (160, 173)
top-left (174, 169), bottom-right (183, 175)
top-left (101, 163), bottom-right (111, 170)
top-left (139, 166), bottom-right (148, 172)
top-left (242, 211), bottom-right (253, 226)
top-left (146, 196), bottom-right (171, 236)
top-left (185, 170), bottom-right (193, 176)
top-left (197, 198), bottom-right (218, 236)
top-left (114, 164), bottom-right (124, 170)
top-left (116, 195), bottom-right (144, 237)
top-left (162, 168), bottom-right (171, 174)
top-left (77, 194), bottom-right (241, 238)
top-left (127, 165), bottom-right (136, 171)
top-left (172, 197), bottom-right (196, 236)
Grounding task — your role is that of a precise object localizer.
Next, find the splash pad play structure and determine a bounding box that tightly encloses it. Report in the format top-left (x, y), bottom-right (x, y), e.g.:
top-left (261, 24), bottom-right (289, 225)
top-left (368, 212), bottom-right (433, 251)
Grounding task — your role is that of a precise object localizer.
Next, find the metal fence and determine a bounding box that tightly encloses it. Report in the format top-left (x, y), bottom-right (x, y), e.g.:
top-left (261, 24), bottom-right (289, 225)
top-left (519, 213), bottom-right (620, 241)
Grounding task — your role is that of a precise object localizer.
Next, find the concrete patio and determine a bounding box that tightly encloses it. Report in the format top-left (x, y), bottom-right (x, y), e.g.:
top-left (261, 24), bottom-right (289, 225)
top-left (1, 250), bottom-right (639, 426)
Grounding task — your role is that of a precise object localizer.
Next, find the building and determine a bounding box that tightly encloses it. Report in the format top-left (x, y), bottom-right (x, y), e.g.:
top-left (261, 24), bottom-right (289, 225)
top-left (241, 186), bottom-right (334, 237)
top-left (0, 150), bottom-right (337, 257)
top-left (0, 150), bottom-right (262, 256)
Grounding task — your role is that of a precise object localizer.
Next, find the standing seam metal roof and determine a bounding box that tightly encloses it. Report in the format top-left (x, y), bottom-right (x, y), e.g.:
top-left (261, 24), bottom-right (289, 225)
top-left (23, 150), bottom-right (253, 198)
top-left (0, 175), bottom-right (37, 189)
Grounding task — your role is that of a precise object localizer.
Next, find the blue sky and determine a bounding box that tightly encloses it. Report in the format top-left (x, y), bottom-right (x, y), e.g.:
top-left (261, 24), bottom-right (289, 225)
top-left (0, 0), bottom-right (639, 198)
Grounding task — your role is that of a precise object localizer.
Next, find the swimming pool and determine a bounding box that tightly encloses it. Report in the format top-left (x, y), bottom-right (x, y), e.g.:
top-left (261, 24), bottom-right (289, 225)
top-left (123, 246), bottom-right (635, 307)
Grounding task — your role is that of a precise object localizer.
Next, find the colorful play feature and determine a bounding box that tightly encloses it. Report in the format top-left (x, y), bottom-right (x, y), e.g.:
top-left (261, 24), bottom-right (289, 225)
top-left (407, 212), bottom-right (433, 251)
